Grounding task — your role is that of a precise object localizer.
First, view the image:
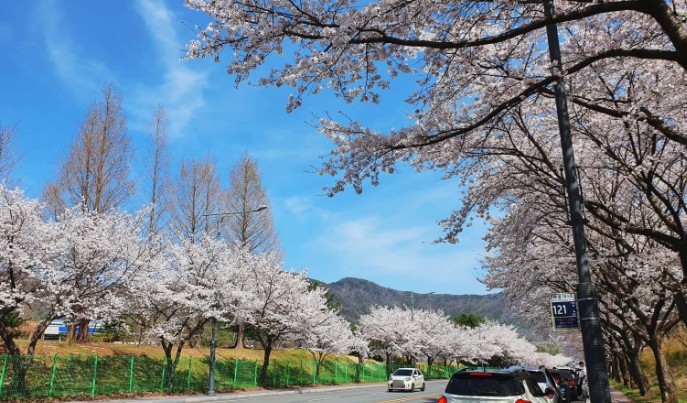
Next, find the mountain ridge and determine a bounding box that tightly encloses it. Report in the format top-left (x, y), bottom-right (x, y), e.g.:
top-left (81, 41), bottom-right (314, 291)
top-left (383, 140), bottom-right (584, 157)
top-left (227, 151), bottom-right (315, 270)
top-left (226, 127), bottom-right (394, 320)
top-left (323, 277), bottom-right (515, 325)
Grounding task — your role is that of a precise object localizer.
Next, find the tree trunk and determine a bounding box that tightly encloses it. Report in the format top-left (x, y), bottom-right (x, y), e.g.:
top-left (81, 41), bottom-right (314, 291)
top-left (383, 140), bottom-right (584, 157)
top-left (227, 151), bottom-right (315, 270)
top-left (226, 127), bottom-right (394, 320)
top-left (76, 318), bottom-right (90, 342)
top-left (159, 338), bottom-right (174, 390)
top-left (259, 337), bottom-right (273, 386)
top-left (0, 317), bottom-right (28, 396)
top-left (628, 345), bottom-right (649, 395)
top-left (609, 354), bottom-right (620, 383)
top-left (673, 249), bottom-right (687, 327)
top-left (617, 355), bottom-right (629, 388)
top-left (233, 323), bottom-right (245, 349)
top-left (648, 334), bottom-right (677, 403)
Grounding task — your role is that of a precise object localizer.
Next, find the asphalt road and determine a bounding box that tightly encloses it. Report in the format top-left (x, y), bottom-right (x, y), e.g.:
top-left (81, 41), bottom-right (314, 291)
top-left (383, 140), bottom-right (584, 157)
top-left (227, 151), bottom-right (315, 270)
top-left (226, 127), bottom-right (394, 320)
top-left (88, 381), bottom-right (446, 403)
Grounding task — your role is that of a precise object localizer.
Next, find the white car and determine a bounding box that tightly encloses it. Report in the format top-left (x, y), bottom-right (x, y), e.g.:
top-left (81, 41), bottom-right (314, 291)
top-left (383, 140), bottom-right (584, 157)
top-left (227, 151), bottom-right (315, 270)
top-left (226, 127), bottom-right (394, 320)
top-left (388, 367), bottom-right (426, 392)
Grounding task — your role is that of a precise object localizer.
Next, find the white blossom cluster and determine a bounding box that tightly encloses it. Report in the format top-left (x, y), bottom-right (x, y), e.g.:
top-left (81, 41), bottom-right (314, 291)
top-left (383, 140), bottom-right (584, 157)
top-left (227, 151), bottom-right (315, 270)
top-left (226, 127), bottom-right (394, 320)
top-left (358, 305), bottom-right (570, 367)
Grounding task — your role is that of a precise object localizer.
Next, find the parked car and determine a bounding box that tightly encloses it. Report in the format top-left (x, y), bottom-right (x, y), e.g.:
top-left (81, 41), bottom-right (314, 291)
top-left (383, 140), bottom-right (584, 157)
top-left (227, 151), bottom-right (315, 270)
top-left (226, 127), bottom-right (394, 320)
top-left (437, 369), bottom-right (555, 403)
top-left (388, 367), bottom-right (425, 392)
top-left (508, 365), bottom-right (561, 403)
top-left (549, 368), bottom-right (575, 403)
top-left (556, 368), bottom-right (580, 401)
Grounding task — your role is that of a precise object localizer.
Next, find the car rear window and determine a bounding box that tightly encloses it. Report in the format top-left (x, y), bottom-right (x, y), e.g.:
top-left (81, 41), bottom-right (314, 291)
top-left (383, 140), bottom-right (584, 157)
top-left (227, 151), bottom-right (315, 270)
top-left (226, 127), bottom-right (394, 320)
top-left (527, 371), bottom-right (546, 383)
top-left (558, 370), bottom-right (575, 381)
top-left (445, 372), bottom-right (525, 396)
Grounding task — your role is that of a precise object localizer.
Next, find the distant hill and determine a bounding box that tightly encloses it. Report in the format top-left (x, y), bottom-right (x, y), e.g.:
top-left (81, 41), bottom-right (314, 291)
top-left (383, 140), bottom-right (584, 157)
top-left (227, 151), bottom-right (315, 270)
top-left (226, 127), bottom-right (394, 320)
top-left (323, 277), bottom-right (516, 325)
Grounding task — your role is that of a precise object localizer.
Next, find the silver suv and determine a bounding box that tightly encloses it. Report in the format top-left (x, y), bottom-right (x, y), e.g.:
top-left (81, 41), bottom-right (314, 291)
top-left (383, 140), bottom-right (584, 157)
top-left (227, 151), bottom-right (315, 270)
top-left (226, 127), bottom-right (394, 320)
top-left (437, 369), bottom-right (555, 403)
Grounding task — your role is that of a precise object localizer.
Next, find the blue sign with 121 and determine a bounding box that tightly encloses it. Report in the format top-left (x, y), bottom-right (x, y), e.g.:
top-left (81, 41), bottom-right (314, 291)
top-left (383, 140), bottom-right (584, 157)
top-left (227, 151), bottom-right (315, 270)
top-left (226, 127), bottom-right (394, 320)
top-left (550, 293), bottom-right (579, 330)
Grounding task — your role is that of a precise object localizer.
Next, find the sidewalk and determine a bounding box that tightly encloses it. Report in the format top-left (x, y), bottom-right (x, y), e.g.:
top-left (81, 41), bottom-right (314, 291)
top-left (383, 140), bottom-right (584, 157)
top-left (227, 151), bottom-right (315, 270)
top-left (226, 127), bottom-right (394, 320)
top-left (610, 387), bottom-right (634, 402)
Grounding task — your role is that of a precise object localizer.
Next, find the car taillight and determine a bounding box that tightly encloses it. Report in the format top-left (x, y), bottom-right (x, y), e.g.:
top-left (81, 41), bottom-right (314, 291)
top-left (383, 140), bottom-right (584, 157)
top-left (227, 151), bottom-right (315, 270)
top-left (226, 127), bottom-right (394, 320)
top-left (514, 400), bottom-right (532, 403)
top-left (469, 372), bottom-right (493, 376)
top-left (437, 396), bottom-right (448, 403)
top-left (566, 380), bottom-right (576, 386)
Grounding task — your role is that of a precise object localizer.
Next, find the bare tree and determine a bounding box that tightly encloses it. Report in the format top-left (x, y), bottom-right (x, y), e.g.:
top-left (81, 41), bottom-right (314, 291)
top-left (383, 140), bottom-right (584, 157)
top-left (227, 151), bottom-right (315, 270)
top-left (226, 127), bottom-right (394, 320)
top-left (168, 158), bottom-right (221, 243)
top-left (0, 125), bottom-right (20, 187)
top-left (144, 105), bottom-right (171, 239)
top-left (44, 85), bottom-right (134, 216)
top-left (218, 153), bottom-right (280, 349)
top-left (221, 153), bottom-right (280, 254)
top-left (40, 85), bottom-right (134, 341)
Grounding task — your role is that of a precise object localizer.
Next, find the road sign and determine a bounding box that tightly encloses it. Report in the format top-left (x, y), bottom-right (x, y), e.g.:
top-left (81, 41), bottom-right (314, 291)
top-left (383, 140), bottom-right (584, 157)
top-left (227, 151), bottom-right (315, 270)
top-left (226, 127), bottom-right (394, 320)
top-left (550, 293), bottom-right (579, 330)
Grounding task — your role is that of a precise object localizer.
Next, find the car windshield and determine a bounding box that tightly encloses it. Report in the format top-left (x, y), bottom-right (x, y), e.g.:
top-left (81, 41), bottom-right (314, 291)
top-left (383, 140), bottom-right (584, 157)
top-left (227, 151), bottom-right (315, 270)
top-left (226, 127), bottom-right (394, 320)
top-left (393, 369), bottom-right (413, 376)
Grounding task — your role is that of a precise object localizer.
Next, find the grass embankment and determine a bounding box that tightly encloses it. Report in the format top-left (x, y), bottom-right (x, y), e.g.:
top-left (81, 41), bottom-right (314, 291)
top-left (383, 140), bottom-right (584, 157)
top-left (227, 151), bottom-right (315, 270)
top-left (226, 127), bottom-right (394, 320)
top-left (15, 338), bottom-right (320, 363)
top-left (612, 332), bottom-right (687, 402)
top-left (3, 337), bottom-right (371, 400)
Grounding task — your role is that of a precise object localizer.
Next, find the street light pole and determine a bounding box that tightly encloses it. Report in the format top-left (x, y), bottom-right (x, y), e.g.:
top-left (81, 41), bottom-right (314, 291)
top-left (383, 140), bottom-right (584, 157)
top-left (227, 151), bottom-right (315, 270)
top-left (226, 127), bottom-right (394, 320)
top-left (543, 1), bottom-right (611, 402)
top-left (203, 204), bottom-right (268, 396)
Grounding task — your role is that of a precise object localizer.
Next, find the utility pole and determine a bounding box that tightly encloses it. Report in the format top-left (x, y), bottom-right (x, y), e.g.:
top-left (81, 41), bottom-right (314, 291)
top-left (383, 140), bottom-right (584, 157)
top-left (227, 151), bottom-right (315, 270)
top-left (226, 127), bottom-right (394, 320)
top-left (543, 1), bottom-right (611, 402)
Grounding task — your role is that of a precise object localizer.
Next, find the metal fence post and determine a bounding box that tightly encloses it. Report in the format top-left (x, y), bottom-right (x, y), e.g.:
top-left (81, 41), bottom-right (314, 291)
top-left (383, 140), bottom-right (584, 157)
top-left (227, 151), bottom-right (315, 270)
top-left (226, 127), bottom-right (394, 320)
top-left (48, 354), bottom-right (58, 398)
top-left (233, 359), bottom-right (238, 388)
top-left (345, 361), bottom-right (348, 383)
top-left (0, 355), bottom-right (7, 396)
top-left (129, 355), bottom-right (135, 393)
top-left (253, 361), bottom-right (258, 386)
top-left (160, 357), bottom-right (167, 391)
top-left (91, 354), bottom-right (98, 398)
top-left (361, 362), bottom-right (365, 382)
top-left (300, 360), bottom-right (304, 386)
top-left (285, 360), bottom-right (290, 387)
top-left (187, 356), bottom-right (193, 390)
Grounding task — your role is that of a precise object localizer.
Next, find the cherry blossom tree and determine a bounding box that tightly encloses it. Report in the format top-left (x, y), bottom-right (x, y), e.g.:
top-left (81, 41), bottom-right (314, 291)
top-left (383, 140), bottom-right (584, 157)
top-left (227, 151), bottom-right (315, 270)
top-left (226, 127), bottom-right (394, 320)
top-left (0, 186), bottom-right (57, 358)
top-left (349, 329), bottom-right (370, 382)
top-left (126, 235), bottom-right (250, 387)
top-left (49, 206), bottom-right (148, 342)
top-left (0, 186), bottom-right (148, 392)
top-left (240, 252), bottom-right (328, 384)
top-left (358, 305), bottom-right (416, 374)
top-left (293, 308), bottom-right (354, 380)
top-left (407, 308), bottom-right (454, 368)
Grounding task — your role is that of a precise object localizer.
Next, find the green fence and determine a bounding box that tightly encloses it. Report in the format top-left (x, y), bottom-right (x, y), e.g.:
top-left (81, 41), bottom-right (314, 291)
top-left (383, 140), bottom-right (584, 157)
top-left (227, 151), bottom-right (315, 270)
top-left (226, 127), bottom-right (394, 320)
top-left (0, 354), bottom-right (458, 400)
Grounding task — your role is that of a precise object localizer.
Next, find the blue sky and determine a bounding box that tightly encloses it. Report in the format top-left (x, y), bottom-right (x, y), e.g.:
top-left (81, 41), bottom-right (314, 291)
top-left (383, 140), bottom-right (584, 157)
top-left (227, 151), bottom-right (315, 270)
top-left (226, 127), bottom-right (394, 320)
top-left (0, 0), bottom-right (492, 296)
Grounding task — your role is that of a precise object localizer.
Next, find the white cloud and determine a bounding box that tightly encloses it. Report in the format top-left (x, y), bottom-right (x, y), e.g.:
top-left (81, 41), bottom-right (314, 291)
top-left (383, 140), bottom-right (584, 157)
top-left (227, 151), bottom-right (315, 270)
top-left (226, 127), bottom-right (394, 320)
top-left (308, 215), bottom-right (487, 294)
top-left (37, 0), bottom-right (113, 99)
top-left (129, 0), bottom-right (208, 138)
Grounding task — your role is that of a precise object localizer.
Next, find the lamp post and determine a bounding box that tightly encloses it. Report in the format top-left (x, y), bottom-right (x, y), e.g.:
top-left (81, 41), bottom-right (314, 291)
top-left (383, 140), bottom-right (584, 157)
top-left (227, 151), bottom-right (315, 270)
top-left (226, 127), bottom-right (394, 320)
top-left (203, 204), bottom-right (268, 396)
